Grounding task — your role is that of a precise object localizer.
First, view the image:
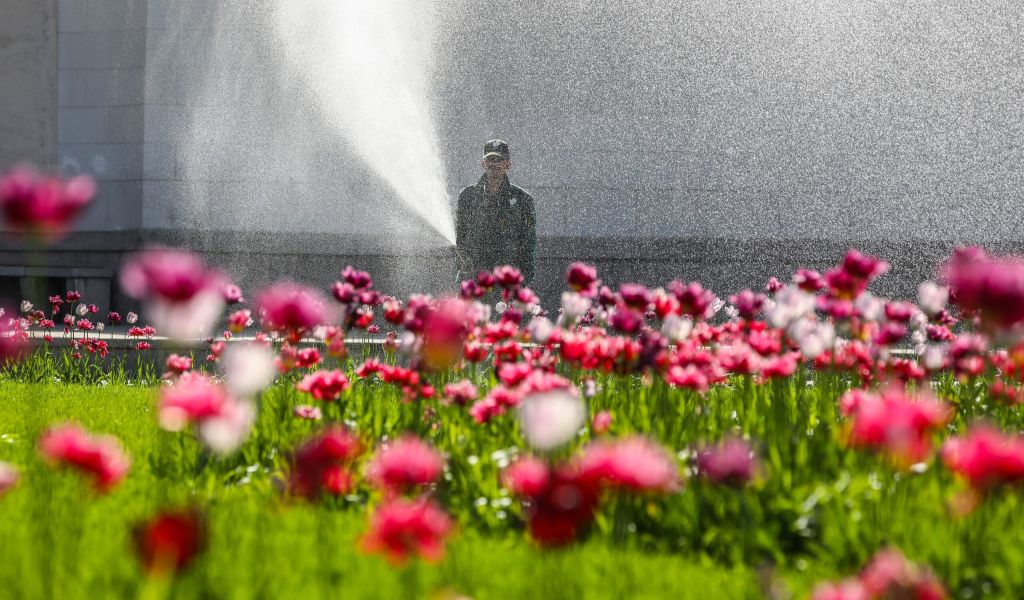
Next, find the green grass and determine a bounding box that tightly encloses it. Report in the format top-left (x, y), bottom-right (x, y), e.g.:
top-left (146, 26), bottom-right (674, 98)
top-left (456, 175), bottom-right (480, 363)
top-left (0, 366), bottom-right (1022, 598)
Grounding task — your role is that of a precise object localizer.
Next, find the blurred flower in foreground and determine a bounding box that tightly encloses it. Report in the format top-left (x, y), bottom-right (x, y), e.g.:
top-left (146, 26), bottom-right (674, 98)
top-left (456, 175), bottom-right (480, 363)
top-left (577, 436), bottom-right (679, 493)
top-left (942, 247), bottom-right (1024, 340)
top-left (566, 262), bottom-right (600, 296)
top-left (120, 248), bottom-right (225, 342)
top-left (38, 422), bottom-right (130, 492)
top-left (518, 387), bottom-right (585, 451)
top-left (132, 508), bottom-right (206, 576)
top-left (361, 498), bottom-right (453, 564)
top-left (0, 461), bottom-right (18, 497)
top-left (502, 457), bottom-right (600, 547)
top-left (221, 343), bottom-right (276, 399)
top-left (158, 372), bottom-right (254, 455)
top-left (941, 425), bottom-right (1024, 493)
top-left (255, 282), bottom-right (335, 344)
top-left (812, 547), bottom-right (946, 600)
top-left (840, 385), bottom-right (951, 468)
top-left (0, 311), bottom-right (28, 364)
top-left (0, 165), bottom-right (95, 241)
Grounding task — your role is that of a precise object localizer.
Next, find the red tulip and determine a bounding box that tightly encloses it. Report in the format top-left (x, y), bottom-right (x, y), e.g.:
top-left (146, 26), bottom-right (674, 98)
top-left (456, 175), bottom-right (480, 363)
top-left (361, 498), bottom-right (452, 564)
top-left (290, 426), bottom-right (361, 499)
top-left (566, 262), bottom-right (600, 295)
top-left (38, 423), bottom-right (129, 491)
top-left (503, 459), bottom-right (600, 547)
top-left (132, 508), bottom-right (205, 576)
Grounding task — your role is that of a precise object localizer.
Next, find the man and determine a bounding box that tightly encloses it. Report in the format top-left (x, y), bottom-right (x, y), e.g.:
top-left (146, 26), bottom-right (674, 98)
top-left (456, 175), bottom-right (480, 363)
top-left (455, 140), bottom-right (537, 286)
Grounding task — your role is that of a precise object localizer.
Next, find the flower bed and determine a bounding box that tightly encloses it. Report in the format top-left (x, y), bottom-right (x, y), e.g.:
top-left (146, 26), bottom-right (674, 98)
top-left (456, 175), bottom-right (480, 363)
top-left (3, 167), bottom-right (1024, 597)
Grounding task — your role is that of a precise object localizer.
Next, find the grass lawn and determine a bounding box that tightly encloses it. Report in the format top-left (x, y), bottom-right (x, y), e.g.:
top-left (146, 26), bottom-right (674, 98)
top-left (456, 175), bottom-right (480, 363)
top-left (0, 371), bottom-right (1021, 598)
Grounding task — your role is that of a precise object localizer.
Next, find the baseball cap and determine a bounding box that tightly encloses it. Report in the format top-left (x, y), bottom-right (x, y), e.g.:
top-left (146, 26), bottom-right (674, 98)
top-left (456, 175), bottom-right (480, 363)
top-left (483, 139), bottom-right (510, 159)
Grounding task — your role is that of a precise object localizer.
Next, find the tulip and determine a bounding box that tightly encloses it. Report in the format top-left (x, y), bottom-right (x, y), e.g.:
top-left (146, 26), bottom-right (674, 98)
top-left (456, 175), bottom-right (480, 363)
top-left (591, 410), bottom-right (612, 435)
top-left (255, 282), bottom-right (334, 343)
top-left (290, 405), bottom-right (320, 420)
top-left (443, 380), bottom-right (478, 406)
top-left (290, 426), bottom-right (361, 499)
top-left (38, 423), bottom-right (130, 492)
top-left (0, 461), bottom-right (19, 497)
top-left (577, 436), bottom-right (678, 493)
top-left (360, 498), bottom-right (452, 564)
top-left (295, 369), bottom-right (350, 402)
top-left (843, 386), bottom-right (951, 467)
top-left (366, 436), bottom-right (444, 493)
top-left (0, 165), bottom-right (95, 241)
top-left (566, 262), bottom-right (600, 295)
top-left (696, 437), bottom-right (758, 487)
top-left (518, 388), bottom-right (586, 451)
top-left (941, 425), bottom-right (1024, 492)
top-left (119, 248), bottom-right (226, 342)
top-left (502, 459), bottom-right (601, 547)
top-left (132, 508), bottom-right (205, 576)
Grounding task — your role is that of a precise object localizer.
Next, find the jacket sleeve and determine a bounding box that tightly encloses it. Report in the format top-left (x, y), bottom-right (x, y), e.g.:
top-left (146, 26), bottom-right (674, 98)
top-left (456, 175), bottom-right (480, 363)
top-left (455, 188), bottom-right (471, 283)
top-left (522, 193), bottom-right (537, 285)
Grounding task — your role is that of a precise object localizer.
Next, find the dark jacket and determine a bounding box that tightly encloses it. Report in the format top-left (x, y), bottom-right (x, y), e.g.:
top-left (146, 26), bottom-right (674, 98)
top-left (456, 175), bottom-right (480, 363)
top-left (455, 175), bottom-right (536, 284)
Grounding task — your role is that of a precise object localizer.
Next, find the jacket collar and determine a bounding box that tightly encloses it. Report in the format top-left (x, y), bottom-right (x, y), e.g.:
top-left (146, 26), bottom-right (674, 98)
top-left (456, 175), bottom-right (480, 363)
top-left (478, 174), bottom-right (511, 197)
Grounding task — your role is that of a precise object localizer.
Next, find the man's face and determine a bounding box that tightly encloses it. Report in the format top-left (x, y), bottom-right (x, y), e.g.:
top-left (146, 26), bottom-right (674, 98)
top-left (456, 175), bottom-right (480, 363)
top-left (481, 155), bottom-right (511, 178)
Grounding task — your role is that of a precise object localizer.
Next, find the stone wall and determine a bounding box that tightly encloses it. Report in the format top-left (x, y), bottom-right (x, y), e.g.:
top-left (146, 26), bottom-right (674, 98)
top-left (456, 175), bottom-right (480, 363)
top-left (0, 1), bottom-right (58, 171)
top-left (56, 0), bottom-right (147, 232)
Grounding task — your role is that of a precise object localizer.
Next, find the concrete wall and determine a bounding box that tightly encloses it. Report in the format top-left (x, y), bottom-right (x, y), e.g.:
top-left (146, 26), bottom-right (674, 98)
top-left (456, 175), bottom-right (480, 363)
top-left (0, 0), bottom-right (58, 171)
top-left (56, 0), bottom-right (147, 232)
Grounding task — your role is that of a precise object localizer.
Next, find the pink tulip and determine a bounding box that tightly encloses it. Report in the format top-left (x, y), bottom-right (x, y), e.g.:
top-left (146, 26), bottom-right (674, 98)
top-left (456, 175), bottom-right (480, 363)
top-left (942, 247), bottom-right (1024, 335)
top-left (843, 386), bottom-right (951, 467)
top-left (0, 461), bottom-right (19, 497)
top-left (696, 437), bottom-right (758, 487)
top-left (443, 380), bottom-right (478, 406)
top-left (578, 436), bottom-right (678, 493)
top-left (941, 425), bottom-right (1024, 492)
top-left (292, 405), bottom-right (323, 421)
top-left (255, 282), bottom-right (334, 343)
top-left (366, 436), bottom-right (444, 493)
top-left (0, 165), bottom-right (95, 241)
top-left (295, 369), bottom-right (350, 402)
top-left (591, 410), bottom-right (612, 435)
